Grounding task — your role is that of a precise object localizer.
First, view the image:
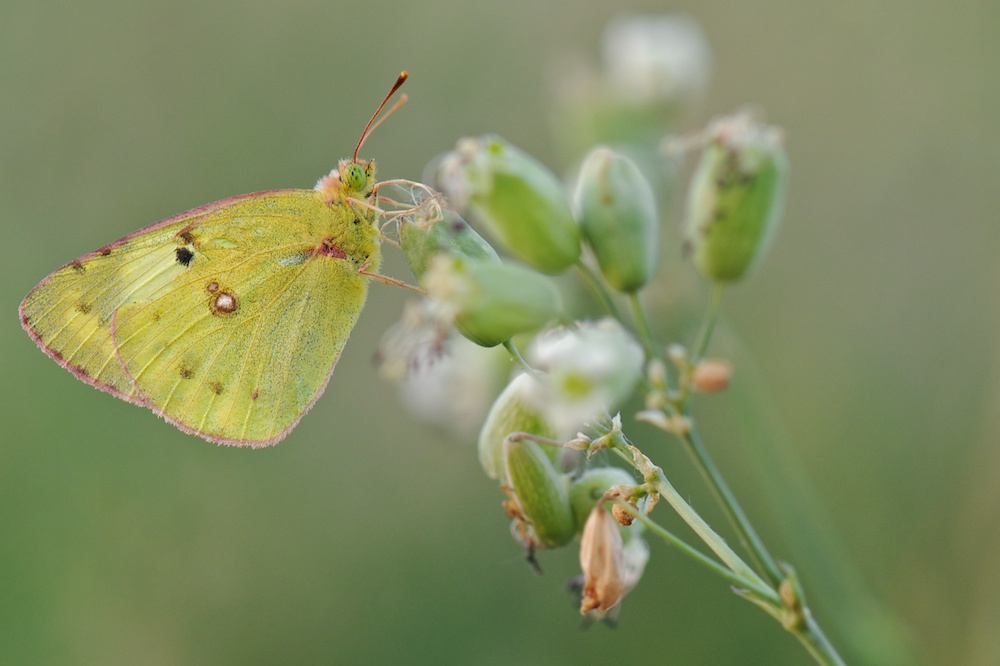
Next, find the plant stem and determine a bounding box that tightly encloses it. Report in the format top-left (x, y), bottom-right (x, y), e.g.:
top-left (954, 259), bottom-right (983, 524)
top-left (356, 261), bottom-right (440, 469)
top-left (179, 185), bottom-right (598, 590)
top-left (794, 612), bottom-right (848, 666)
top-left (502, 339), bottom-right (538, 378)
top-left (608, 428), bottom-right (846, 666)
top-left (617, 502), bottom-right (779, 605)
top-left (691, 282), bottom-right (725, 364)
top-left (575, 261), bottom-right (624, 322)
top-left (606, 431), bottom-right (767, 590)
top-left (628, 292), bottom-right (661, 360)
top-left (679, 425), bottom-right (784, 585)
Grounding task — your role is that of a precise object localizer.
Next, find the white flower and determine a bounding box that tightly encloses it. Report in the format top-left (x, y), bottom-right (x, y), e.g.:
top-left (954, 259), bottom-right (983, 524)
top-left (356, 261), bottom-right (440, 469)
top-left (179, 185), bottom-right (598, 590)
top-left (526, 319), bottom-right (644, 433)
top-left (377, 300), bottom-right (508, 438)
top-left (602, 14), bottom-right (712, 107)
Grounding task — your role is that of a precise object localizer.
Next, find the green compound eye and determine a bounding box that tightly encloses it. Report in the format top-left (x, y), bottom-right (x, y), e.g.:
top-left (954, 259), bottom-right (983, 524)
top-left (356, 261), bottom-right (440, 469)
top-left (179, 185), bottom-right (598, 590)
top-left (344, 163), bottom-right (367, 191)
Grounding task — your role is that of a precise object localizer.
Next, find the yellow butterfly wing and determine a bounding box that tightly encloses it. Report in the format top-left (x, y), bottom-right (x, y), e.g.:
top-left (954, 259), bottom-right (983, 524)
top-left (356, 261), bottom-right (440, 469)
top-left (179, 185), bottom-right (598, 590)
top-left (20, 188), bottom-right (381, 447)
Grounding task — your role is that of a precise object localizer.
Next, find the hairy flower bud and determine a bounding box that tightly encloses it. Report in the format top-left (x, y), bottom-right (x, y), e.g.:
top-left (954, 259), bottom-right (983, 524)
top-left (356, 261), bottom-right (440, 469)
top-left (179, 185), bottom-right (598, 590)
top-left (437, 136), bottom-right (581, 273)
top-left (684, 112), bottom-right (788, 282)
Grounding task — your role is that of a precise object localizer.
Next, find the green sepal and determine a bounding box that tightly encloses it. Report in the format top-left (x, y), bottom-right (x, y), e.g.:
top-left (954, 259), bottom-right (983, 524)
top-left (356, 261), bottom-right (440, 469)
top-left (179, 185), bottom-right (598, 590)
top-left (478, 374), bottom-right (558, 481)
top-left (574, 147), bottom-right (660, 292)
top-left (442, 136), bottom-right (581, 274)
top-left (504, 438), bottom-right (576, 548)
top-left (428, 257), bottom-right (559, 348)
top-left (684, 115), bottom-right (788, 282)
top-left (398, 208), bottom-right (499, 281)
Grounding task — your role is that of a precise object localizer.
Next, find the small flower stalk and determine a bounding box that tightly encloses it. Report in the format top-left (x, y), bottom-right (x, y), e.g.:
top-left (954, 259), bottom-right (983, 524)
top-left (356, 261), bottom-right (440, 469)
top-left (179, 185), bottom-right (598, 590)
top-left (436, 135), bottom-right (581, 273)
top-left (684, 111), bottom-right (788, 282)
top-left (574, 147), bottom-right (660, 293)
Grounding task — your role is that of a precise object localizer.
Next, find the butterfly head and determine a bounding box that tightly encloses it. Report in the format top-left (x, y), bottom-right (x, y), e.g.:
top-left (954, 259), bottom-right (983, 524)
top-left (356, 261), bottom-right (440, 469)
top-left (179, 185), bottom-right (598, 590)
top-left (314, 72), bottom-right (407, 207)
top-left (314, 158), bottom-right (376, 206)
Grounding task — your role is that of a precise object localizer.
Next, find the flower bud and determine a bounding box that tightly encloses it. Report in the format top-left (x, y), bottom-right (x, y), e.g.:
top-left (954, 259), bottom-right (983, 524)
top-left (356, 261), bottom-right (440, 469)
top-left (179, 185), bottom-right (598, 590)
top-left (684, 112), bottom-right (788, 282)
top-left (398, 207), bottom-right (499, 282)
top-left (437, 136), bottom-right (581, 274)
top-left (478, 374), bottom-right (560, 481)
top-left (579, 505), bottom-right (625, 613)
top-left (692, 358), bottom-right (732, 393)
top-left (574, 147), bottom-right (659, 292)
top-left (423, 255), bottom-right (559, 348)
top-left (568, 467), bottom-right (636, 529)
top-left (504, 437), bottom-right (576, 549)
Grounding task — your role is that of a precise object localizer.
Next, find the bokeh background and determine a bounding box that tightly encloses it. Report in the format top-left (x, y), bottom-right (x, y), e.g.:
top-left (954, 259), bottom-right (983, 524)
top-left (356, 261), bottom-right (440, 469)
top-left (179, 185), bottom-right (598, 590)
top-left (3, 1), bottom-right (999, 664)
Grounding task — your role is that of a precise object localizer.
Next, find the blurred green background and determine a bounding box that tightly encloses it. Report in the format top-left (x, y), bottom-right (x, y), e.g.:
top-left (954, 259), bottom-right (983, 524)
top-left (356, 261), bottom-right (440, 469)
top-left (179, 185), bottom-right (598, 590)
top-left (3, 1), bottom-right (999, 664)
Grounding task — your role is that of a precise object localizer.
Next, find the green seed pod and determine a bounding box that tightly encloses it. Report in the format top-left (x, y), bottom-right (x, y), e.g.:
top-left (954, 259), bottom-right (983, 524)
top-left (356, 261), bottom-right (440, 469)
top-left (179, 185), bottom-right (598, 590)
top-left (574, 147), bottom-right (659, 292)
top-left (684, 113), bottom-right (788, 282)
top-left (438, 136), bottom-right (581, 274)
top-left (505, 437), bottom-right (576, 548)
top-left (478, 374), bottom-right (558, 481)
top-left (568, 467), bottom-right (637, 529)
top-left (398, 207), bottom-right (499, 281)
top-left (423, 256), bottom-right (559, 348)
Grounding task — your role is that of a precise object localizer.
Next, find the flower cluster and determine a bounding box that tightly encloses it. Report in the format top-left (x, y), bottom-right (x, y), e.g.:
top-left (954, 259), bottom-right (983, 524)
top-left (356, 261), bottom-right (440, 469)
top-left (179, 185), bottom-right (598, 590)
top-left (379, 13), bottom-right (788, 623)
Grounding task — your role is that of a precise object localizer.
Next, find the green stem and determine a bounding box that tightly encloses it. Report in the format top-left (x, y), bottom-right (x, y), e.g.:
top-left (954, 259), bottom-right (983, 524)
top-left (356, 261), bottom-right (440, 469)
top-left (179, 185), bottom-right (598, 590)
top-left (679, 424), bottom-right (784, 585)
top-left (691, 282), bottom-right (725, 364)
top-left (502, 339), bottom-right (538, 378)
top-left (605, 431), bottom-right (767, 590)
top-left (628, 292), bottom-right (660, 361)
top-left (575, 261), bottom-right (624, 321)
top-left (608, 427), bottom-right (845, 666)
top-left (617, 502), bottom-right (780, 605)
top-left (794, 613), bottom-right (848, 666)
top-left (671, 282), bottom-right (783, 583)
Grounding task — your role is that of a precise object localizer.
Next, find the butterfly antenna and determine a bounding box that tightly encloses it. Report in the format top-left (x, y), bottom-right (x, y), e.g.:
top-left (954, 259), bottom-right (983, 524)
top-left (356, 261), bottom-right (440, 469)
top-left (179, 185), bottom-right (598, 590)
top-left (354, 71), bottom-right (409, 163)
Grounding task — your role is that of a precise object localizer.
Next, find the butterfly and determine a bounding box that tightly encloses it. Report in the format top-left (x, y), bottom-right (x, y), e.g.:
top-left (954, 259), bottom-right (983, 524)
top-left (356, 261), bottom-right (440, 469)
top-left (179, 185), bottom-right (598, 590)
top-left (20, 72), bottom-right (415, 448)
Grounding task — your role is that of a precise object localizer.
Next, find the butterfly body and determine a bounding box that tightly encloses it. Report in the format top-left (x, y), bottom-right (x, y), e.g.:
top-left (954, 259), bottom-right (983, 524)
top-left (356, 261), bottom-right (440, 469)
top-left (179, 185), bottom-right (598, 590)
top-left (20, 162), bottom-right (382, 447)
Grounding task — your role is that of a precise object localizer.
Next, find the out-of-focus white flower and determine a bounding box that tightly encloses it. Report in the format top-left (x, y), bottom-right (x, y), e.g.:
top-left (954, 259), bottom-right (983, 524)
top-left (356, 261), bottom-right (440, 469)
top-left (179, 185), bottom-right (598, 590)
top-left (377, 300), bottom-right (508, 438)
top-left (602, 14), bottom-right (712, 107)
top-left (526, 319), bottom-right (644, 433)
top-left (620, 531), bottom-right (650, 596)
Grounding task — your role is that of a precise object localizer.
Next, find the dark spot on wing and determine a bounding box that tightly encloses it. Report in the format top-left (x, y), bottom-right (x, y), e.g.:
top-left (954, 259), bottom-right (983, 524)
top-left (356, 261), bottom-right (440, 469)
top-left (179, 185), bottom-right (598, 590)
top-left (179, 230), bottom-right (196, 244)
top-left (176, 247), bottom-right (194, 266)
top-left (99, 246), bottom-right (113, 256)
top-left (208, 381), bottom-right (224, 395)
top-left (179, 365), bottom-right (194, 379)
top-left (70, 261), bottom-right (84, 273)
top-left (251, 389), bottom-right (259, 401)
top-left (76, 302), bottom-right (91, 314)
